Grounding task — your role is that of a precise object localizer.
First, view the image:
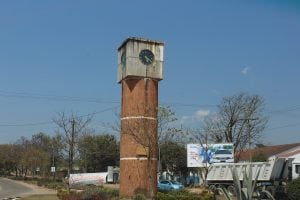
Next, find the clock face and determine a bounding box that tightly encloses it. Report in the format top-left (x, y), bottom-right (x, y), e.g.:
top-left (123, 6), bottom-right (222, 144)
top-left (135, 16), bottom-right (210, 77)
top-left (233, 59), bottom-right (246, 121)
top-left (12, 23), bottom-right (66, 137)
top-left (121, 52), bottom-right (126, 66)
top-left (139, 49), bottom-right (154, 65)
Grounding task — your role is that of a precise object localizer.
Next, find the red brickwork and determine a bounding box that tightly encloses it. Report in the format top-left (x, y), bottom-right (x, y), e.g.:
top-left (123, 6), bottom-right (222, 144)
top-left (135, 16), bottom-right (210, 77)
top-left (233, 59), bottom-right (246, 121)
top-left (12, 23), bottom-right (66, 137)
top-left (119, 78), bottom-right (158, 198)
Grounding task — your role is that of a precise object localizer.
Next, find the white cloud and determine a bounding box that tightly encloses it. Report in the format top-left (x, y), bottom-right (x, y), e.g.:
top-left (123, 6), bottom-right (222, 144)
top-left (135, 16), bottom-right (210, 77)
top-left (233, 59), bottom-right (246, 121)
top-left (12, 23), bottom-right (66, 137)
top-left (195, 110), bottom-right (210, 120)
top-left (180, 109), bottom-right (211, 125)
top-left (241, 67), bottom-right (250, 75)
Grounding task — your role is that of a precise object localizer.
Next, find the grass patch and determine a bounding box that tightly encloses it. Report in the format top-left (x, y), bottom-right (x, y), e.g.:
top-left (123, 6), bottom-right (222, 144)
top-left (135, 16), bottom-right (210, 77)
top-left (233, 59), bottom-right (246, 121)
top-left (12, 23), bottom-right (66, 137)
top-left (58, 187), bottom-right (119, 200)
top-left (21, 194), bottom-right (59, 200)
top-left (157, 189), bottom-right (213, 200)
top-left (8, 176), bottom-right (66, 190)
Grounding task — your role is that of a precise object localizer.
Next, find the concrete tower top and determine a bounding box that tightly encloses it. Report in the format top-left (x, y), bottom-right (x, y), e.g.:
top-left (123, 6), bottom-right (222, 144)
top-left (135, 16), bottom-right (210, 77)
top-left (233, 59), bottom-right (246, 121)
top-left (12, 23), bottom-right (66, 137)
top-left (117, 37), bottom-right (164, 83)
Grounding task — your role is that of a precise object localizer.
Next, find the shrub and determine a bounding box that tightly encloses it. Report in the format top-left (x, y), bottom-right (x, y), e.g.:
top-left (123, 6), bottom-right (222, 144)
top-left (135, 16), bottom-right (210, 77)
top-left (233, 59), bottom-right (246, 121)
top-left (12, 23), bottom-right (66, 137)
top-left (132, 194), bottom-right (146, 200)
top-left (57, 189), bottom-right (70, 200)
top-left (157, 189), bottom-right (213, 200)
top-left (59, 187), bottom-right (213, 200)
top-left (287, 177), bottom-right (300, 200)
top-left (58, 187), bottom-right (119, 200)
top-left (35, 178), bottom-right (65, 189)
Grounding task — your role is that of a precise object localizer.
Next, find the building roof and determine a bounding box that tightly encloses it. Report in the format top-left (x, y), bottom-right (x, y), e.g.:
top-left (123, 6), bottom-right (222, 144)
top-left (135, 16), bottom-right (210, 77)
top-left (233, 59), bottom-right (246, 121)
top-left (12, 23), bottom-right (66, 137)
top-left (237, 143), bottom-right (300, 161)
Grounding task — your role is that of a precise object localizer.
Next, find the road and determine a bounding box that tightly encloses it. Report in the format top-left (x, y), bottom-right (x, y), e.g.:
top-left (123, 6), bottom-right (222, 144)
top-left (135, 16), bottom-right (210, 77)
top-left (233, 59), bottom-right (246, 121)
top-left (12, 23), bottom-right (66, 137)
top-left (0, 177), bottom-right (56, 199)
top-left (0, 177), bottom-right (32, 199)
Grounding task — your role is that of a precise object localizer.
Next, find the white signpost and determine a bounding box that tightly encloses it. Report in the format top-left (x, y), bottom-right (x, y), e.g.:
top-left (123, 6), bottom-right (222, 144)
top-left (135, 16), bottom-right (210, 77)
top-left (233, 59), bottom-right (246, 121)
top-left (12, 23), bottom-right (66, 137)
top-left (51, 167), bottom-right (56, 173)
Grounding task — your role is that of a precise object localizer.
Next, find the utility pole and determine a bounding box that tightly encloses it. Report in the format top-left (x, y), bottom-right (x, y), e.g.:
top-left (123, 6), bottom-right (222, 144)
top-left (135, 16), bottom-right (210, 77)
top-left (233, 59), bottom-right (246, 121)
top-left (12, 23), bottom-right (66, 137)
top-left (238, 118), bottom-right (258, 162)
top-left (68, 118), bottom-right (75, 177)
top-left (52, 144), bottom-right (55, 180)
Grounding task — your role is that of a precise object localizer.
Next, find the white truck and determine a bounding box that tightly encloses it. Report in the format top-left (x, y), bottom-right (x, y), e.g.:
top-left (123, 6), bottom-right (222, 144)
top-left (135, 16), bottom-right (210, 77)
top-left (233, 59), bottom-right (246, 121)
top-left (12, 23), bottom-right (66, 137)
top-left (206, 157), bottom-right (300, 198)
top-left (68, 166), bottom-right (119, 188)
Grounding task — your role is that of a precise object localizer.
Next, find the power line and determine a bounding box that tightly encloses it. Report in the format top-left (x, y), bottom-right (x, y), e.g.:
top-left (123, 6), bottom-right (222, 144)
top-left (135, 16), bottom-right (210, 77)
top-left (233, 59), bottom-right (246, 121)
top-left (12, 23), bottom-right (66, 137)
top-left (267, 122), bottom-right (300, 131)
top-left (160, 102), bottom-right (217, 108)
top-left (1, 89), bottom-right (300, 132)
top-left (0, 106), bottom-right (119, 127)
top-left (0, 90), bottom-right (217, 108)
top-left (0, 121), bottom-right (53, 127)
top-left (1, 90), bottom-right (300, 115)
top-left (266, 106), bottom-right (300, 115)
top-left (0, 90), bottom-right (119, 104)
top-left (0, 106), bottom-right (299, 133)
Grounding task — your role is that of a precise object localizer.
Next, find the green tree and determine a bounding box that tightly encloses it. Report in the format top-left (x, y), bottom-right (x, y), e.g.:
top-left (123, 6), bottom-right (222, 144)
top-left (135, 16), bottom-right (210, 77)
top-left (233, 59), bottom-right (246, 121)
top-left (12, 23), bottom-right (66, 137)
top-left (160, 141), bottom-right (188, 180)
top-left (78, 134), bottom-right (119, 172)
top-left (0, 144), bottom-right (19, 175)
top-left (50, 133), bottom-right (65, 172)
top-left (21, 145), bottom-right (50, 177)
top-left (31, 132), bottom-right (52, 152)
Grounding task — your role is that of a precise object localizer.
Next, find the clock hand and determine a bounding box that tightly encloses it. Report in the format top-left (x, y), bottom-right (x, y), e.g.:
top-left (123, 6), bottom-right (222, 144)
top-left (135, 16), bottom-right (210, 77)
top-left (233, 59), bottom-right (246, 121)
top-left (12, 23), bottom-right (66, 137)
top-left (145, 56), bottom-right (151, 62)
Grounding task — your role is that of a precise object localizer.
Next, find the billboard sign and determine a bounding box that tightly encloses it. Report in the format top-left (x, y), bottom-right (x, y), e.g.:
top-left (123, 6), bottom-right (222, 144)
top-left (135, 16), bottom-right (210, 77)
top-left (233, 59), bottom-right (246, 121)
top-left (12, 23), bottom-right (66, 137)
top-left (187, 143), bottom-right (234, 167)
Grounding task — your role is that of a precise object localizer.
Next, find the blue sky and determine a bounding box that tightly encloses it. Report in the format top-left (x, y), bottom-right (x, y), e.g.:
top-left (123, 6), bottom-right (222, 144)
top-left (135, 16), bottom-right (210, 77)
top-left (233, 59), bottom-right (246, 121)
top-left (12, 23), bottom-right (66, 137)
top-left (0, 0), bottom-right (300, 145)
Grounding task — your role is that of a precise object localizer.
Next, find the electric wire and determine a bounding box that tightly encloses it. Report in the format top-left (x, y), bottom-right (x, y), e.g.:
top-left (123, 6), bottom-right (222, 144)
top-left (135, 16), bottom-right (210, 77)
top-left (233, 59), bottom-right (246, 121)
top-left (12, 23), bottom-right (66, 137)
top-left (0, 106), bottom-right (119, 127)
top-left (0, 89), bottom-right (300, 131)
top-left (0, 90), bottom-right (119, 104)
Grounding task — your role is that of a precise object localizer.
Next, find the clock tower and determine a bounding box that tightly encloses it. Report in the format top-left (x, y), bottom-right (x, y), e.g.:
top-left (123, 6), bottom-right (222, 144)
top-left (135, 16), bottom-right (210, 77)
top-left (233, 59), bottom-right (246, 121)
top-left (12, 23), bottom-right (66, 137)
top-left (117, 37), bottom-right (164, 198)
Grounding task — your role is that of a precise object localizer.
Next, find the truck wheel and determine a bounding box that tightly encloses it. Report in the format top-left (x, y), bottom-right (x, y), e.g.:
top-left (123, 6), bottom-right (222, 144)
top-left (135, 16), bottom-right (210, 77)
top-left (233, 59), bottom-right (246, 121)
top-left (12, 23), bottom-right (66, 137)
top-left (266, 186), bottom-right (275, 197)
top-left (227, 185), bottom-right (237, 196)
top-left (261, 189), bottom-right (275, 200)
top-left (208, 185), bottom-right (217, 194)
top-left (216, 187), bottom-right (224, 196)
top-left (254, 187), bottom-right (263, 198)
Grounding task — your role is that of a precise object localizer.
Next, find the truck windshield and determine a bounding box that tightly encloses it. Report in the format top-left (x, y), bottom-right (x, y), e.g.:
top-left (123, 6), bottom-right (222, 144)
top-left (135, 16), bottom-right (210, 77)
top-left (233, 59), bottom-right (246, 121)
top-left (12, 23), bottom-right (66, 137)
top-left (296, 165), bottom-right (300, 174)
top-left (215, 149), bottom-right (231, 154)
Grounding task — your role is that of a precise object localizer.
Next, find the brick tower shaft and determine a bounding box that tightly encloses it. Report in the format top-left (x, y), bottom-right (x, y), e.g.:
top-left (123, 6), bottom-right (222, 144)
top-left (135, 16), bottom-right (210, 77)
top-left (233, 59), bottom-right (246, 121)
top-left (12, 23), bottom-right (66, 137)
top-left (120, 78), bottom-right (158, 197)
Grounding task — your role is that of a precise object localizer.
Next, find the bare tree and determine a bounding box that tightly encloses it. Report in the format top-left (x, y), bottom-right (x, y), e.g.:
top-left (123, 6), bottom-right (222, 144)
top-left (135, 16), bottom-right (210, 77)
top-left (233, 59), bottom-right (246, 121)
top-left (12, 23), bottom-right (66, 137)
top-left (157, 106), bottom-right (180, 144)
top-left (53, 112), bottom-right (93, 176)
top-left (101, 108), bottom-right (121, 138)
top-left (203, 93), bottom-right (267, 153)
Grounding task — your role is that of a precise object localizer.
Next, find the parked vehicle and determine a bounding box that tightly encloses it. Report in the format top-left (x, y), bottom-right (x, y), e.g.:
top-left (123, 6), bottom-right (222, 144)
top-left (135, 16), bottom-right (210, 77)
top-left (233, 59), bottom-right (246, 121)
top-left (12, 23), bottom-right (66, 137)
top-left (210, 149), bottom-right (234, 163)
top-left (157, 180), bottom-right (184, 190)
top-left (69, 172), bottom-right (108, 187)
top-left (206, 157), bottom-right (300, 198)
top-left (68, 166), bottom-right (119, 188)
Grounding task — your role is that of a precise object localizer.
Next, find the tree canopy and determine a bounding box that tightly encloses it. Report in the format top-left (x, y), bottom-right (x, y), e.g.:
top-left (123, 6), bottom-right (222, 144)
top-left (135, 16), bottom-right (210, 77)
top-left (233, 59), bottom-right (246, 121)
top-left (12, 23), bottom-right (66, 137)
top-left (78, 134), bottom-right (119, 172)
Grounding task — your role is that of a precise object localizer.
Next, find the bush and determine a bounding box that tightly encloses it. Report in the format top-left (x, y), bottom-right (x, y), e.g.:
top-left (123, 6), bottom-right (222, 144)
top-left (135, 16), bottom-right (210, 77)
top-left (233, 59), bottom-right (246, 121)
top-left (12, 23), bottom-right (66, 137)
top-left (287, 177), bottom-right (300, 200)
top-left (59, 187), bottom-right (213, 200)
top-left (132, 194), bottom-right (146, 200)
top-left (57, 189), bottom-right (70, 200)
top-left (35, 178), bottom-right (65, 190)
top-left (157, 189), bottom-right (213, 200)
top-left (58, 187), bottom-right (119, 200)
